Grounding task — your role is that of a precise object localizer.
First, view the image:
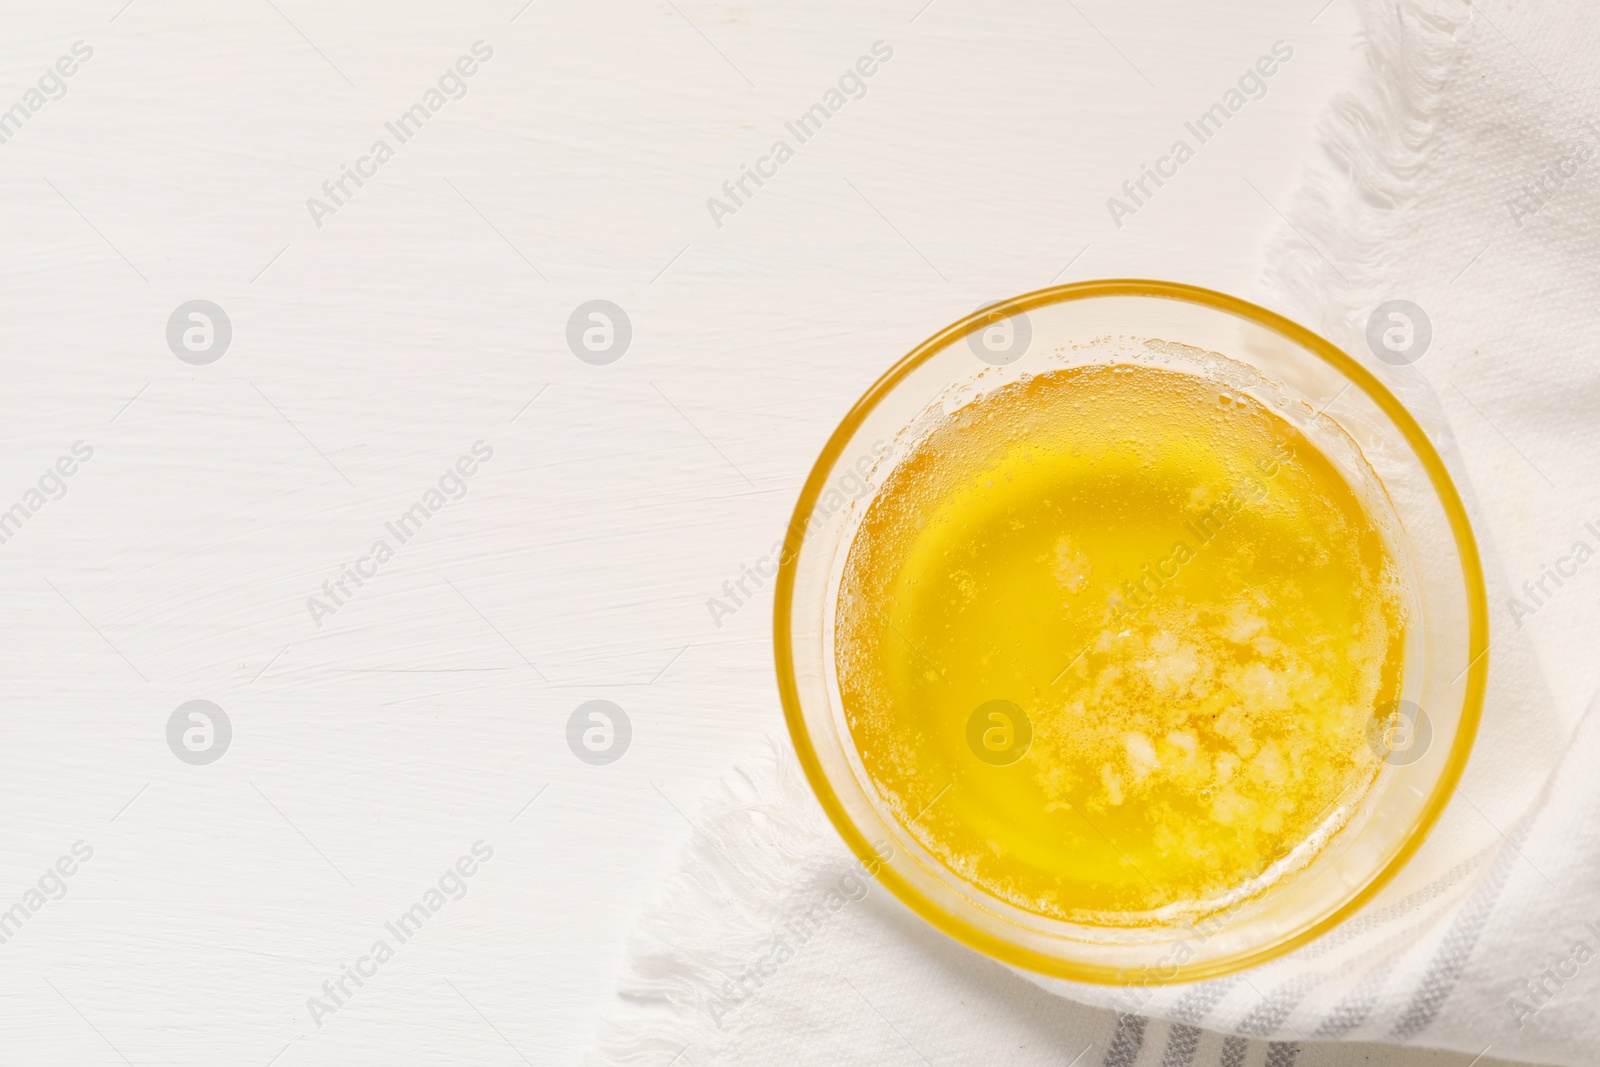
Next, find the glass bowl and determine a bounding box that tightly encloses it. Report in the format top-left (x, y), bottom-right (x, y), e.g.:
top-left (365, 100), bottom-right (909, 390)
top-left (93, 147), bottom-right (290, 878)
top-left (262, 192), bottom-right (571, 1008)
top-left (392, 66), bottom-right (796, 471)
top-left (773, 279), bottom-right (1486, 984)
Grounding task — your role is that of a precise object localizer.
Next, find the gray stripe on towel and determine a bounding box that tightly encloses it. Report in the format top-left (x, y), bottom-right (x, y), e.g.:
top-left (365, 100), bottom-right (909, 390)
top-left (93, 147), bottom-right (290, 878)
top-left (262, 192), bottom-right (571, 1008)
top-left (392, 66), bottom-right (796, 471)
top-left (1160, 978), bottom-right (1238, 1067)
top-left (1389, 825), bottom-right (1525, 1041)
top-left (1264, 1041), bottom-right (1299, 1067)
top-left (1102, 1013), bottom-right (1147, 1067)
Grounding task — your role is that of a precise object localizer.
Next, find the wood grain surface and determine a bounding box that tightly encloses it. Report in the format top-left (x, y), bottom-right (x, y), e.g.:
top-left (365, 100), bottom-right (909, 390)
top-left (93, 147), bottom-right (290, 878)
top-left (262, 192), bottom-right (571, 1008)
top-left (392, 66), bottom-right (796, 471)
top-left (0, 1), bottom-right (1366, 1062)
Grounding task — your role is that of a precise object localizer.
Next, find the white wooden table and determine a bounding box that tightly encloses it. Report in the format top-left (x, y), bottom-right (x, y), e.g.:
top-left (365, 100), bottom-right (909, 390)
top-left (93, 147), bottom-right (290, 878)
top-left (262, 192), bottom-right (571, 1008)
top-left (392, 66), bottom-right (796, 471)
top-left (0, 1), bottom-right (1379, 1062)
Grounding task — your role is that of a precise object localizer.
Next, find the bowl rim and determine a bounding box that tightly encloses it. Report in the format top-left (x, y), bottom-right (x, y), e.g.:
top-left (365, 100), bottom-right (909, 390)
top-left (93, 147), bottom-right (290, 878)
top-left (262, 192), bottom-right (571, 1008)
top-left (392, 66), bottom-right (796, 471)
top-left (772, 278), bottom-right (1488, 984)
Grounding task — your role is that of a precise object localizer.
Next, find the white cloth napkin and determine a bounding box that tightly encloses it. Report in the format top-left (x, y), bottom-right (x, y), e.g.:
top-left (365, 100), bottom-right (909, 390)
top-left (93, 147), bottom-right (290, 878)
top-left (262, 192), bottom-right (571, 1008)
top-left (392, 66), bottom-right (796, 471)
top-left (595, 1), bottom-right (1600, 1063)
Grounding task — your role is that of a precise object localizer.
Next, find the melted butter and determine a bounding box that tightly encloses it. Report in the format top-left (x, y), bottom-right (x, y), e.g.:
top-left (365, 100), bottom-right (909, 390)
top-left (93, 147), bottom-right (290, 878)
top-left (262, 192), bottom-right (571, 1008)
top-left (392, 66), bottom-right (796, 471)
top-left (834, 363), bottom-right (1405, 923)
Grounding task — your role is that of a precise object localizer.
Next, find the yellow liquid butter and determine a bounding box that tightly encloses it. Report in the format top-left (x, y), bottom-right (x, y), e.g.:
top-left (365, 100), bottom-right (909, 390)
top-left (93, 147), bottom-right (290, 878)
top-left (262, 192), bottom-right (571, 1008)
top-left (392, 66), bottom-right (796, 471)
top-left (834, 363), bottom-right (1406, 923)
